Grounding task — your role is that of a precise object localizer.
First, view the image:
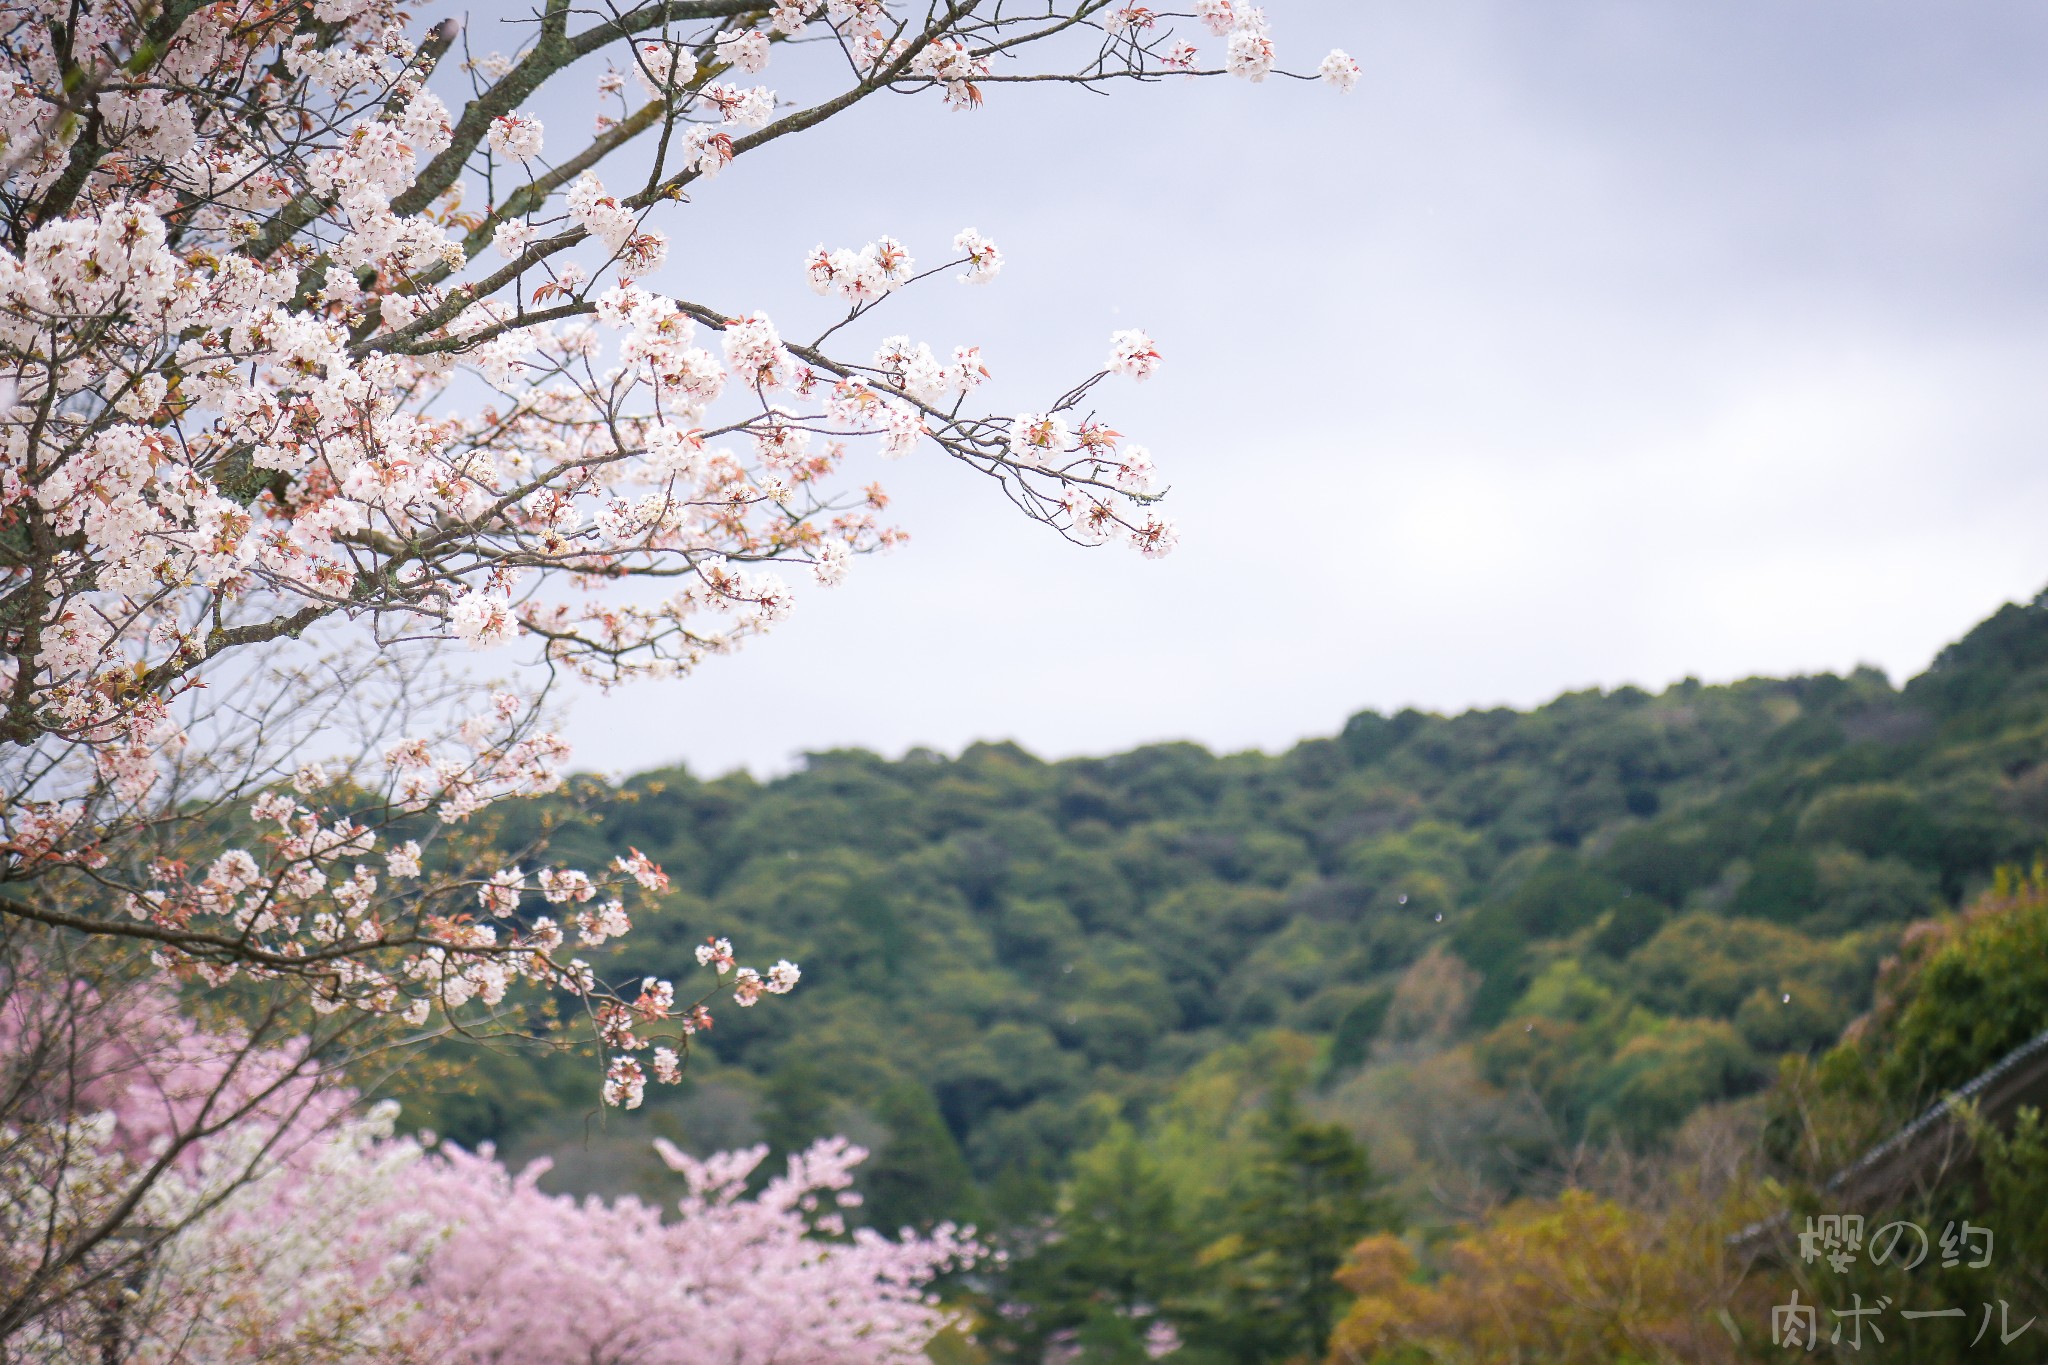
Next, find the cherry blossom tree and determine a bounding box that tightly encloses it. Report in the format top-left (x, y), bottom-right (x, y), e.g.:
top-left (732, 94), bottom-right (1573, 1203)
top-left (403, 1135), bottom-right (976, 1365)
top-left (3, 975), bottom-right (975, 1362)
top-left (0, 0), bottom-right (1355, 993)
top-left (1, 0), bottom-right (1351, 1069)
top-left (0, 0), bottom-right (1349, 1343)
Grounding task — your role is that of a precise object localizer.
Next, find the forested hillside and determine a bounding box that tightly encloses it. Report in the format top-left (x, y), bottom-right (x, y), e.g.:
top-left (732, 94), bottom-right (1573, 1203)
top-left (394, 590), bottom-right (2048, 1357)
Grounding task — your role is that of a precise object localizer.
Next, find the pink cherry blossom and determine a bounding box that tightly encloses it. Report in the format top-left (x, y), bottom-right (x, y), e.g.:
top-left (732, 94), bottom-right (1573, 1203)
top-left (1109, 329), bottom-right (1164, 381)
top-left (487, 111), bottom-right (545, 162)
top-left (1320, 48), bottom-right (1363, 93)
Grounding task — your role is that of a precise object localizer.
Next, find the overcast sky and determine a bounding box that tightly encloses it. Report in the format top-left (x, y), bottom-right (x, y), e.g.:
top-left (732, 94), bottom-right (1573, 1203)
top-left (509, 1), bottom-right (2048, 778)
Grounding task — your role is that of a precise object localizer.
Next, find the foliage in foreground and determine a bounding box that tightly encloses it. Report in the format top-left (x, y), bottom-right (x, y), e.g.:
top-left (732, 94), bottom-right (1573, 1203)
top-left (1329, 864), bottom-right (2048, 1364)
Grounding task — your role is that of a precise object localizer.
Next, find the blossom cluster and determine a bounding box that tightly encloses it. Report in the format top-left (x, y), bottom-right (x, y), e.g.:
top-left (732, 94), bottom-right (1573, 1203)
top-left (4, 682), bottom-right (784, 1107)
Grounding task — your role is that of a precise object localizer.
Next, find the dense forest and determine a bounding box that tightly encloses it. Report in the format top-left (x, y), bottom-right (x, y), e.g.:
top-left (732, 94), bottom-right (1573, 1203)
top-left (393, 589), bottom-right (2048, 1362)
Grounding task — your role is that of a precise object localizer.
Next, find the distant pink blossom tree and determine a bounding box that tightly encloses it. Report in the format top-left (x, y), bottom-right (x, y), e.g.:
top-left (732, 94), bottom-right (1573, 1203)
top-left (5, 978), bottom-right (976, 1363)
top-left (407, 1136), bottom-right (975, 1365)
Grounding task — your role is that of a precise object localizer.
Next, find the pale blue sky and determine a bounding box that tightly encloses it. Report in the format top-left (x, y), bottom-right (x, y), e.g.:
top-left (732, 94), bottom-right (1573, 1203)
top-left (484, 1), bottom-right (2048, 776)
